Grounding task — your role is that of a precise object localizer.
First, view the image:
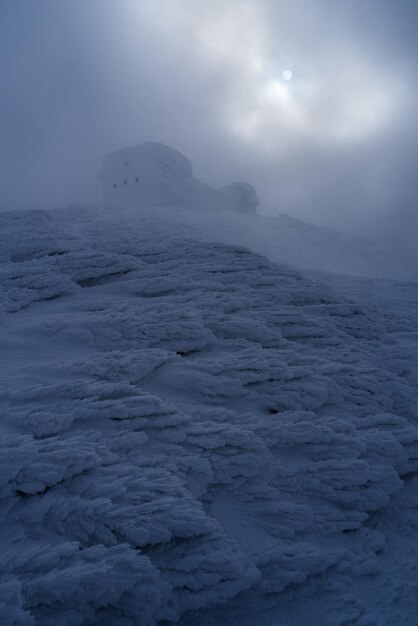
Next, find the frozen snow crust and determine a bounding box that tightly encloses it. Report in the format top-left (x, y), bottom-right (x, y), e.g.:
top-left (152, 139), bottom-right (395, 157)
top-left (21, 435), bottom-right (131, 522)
top-left (1, 207), bottom-right (418, 625)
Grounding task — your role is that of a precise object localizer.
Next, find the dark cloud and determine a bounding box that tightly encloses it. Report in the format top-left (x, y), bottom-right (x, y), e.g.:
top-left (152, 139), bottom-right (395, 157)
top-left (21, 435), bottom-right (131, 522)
top-left (1, 0), bottom-right (417, 255)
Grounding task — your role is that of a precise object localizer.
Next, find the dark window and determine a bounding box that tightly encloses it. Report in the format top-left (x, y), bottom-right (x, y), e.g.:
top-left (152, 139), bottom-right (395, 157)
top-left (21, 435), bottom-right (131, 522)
top-left (124, 179), bottom-right (128, 185)
top-left (135, 176), bottom-right (139, 182)
top-left (113, 183), bottom-right (117, 188)
top-left (124, 160), bottom-right (129, 166)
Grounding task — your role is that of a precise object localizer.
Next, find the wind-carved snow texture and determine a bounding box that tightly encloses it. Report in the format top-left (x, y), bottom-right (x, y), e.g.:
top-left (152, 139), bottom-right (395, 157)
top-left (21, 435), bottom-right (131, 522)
top-left (1, 208), bottom-right (418, 625)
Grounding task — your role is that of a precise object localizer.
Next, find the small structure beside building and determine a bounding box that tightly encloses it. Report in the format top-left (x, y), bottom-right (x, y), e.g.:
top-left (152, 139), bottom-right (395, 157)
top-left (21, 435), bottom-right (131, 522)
top-left (99, 142), bottom-right (259, 214)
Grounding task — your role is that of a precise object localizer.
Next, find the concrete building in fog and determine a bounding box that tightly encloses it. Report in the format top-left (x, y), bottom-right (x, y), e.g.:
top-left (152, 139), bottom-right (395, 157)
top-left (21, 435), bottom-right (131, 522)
top-left (100, 142), bottom-right (259, 214)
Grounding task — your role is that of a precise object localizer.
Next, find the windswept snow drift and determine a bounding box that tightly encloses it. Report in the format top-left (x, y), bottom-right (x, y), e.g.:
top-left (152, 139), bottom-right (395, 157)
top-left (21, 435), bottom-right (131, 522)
top-left (90, 203), bottom-right (416, 282)
top-left (1, 206), bottom-right (418, 625)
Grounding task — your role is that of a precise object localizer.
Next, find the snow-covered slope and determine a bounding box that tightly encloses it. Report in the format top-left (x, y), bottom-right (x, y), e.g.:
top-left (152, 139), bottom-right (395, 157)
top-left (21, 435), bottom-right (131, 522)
top-left (1, 207), bottom-right (418, 625)
top-left (85, 203), bottom-right (415, 281)
top-left (95, 142), bottom-right (416, 281)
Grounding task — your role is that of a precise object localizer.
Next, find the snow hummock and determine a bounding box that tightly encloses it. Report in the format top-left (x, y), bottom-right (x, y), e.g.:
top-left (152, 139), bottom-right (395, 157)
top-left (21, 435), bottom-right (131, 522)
top-left (1, 201), bottom-right (418, 625)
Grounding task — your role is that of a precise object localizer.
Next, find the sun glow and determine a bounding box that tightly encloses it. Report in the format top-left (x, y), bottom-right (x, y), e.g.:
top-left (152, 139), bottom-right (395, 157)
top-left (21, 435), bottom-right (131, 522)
top-left (123, 1), bottom-right (402, 149)
top-left (265, 79), bottom-right (290, 101)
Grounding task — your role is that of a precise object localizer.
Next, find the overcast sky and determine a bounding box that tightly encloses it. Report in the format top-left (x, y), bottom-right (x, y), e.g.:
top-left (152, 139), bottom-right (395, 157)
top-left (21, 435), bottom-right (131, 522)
top-left (1, 0), bottom-right (417, 248)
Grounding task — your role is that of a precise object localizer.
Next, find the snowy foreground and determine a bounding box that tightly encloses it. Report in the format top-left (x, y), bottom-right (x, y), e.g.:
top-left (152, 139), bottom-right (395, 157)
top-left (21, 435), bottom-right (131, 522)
top-left (1, 206), bottom-right (418, 626)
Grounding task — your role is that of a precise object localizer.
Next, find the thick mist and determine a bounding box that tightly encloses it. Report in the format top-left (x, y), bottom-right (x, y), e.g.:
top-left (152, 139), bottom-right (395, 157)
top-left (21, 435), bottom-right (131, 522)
top-left (1, 0), bottom-right (417, 257)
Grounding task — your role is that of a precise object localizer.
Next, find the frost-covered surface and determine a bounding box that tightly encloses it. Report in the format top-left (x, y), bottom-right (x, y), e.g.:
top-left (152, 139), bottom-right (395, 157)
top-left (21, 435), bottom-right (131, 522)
top-left (1, 206), bottom-right (418, 625)
top-left (87, 203), bottom-right (416, 281)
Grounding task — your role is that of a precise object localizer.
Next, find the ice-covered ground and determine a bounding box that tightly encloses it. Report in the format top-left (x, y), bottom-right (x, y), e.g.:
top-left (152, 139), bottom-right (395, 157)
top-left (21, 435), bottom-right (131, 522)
top-left (96, 203), bottom-right (417, 281)
top-left (1, 205), bottom-right (418, 625)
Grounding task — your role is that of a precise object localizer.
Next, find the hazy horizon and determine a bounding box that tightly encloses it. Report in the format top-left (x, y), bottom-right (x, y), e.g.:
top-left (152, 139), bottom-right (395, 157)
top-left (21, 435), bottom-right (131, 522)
top-left (1, 0), bottom-right (417, 254)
